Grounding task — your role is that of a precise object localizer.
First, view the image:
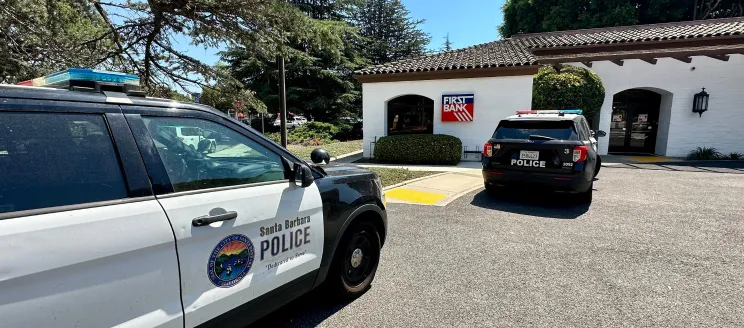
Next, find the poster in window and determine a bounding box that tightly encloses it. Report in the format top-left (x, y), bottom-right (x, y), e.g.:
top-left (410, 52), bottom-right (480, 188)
top-left (612, 114), bottom-right (623, 122)
top-left (637, 114), bottom-right (648, 122)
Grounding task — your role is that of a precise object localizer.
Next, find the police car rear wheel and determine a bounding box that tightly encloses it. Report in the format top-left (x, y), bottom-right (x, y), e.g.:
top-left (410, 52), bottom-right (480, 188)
top-left (578, 183), bottom-right (593, 204)
top-left (332, 221), bottom-right (380, 298)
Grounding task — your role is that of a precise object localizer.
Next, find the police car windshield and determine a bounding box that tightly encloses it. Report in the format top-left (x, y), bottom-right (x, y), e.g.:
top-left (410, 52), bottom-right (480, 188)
top-left (493, 120), bottom-right (578, 140)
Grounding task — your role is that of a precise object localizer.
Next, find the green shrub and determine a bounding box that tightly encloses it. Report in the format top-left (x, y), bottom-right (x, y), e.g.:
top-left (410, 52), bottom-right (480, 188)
top-left (264, 132), bottom-right (281, 144)
top-left (374, 134), bottom-right (462, 165)
top-left (288, 122), bottom-right (335, 145)
top-left (687, 147), bottom-right (722, 160)
top-left (728, 152), bottom-right (743, 160)
top-left (532, 65), bottom-right (605, 119)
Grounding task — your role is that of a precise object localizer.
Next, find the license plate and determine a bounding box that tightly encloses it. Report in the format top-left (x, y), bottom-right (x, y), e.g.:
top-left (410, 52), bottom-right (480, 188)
top-left (519, 150), bottom-right (539, 160)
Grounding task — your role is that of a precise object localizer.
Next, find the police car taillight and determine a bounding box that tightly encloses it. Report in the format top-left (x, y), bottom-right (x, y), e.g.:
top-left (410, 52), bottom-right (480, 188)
top-left (484, 142), bottom-right (493, 157)
top-left (573, 145), bottom-right (588, 162)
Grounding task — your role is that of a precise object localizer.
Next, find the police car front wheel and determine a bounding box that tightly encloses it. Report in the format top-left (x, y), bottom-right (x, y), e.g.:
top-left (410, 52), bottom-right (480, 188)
top-left (331, 221), bottom-right (381, 298)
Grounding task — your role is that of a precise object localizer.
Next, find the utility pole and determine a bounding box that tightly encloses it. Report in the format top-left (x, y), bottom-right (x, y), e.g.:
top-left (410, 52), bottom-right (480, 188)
top-left (694, 0), bottom-right (698, 20)
top-left (278, 55), bottom-right (287, 147)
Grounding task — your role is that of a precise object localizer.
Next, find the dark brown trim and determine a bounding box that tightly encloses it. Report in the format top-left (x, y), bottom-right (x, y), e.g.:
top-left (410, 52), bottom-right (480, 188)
top-left (672, 56), bottom-right (693, 63)
top-left (512, 17), bottom-right (744, 40)
top-left (640, 58), bottom-right (658, 65)
top-left (581, 61), bottom-right (592, 68)
top-left (354, 65), bottom-right (539, 83)
top-left (707, 54), bottom-right (730, 61)
top-left (610, 59), bottom-right (624, 66)
top-left (529, 35), bottom-right (744, 57)
top-left (535, 45), bottom-right (744, 64)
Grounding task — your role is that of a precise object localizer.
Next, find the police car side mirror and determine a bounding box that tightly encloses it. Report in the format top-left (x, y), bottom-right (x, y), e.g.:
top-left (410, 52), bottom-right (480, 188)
top-left (293, 163), bottom-right (314, 188)
top-left (310, 148), bottom-right (330, 164)
top-left (595, 130), bottom-right (607, 137)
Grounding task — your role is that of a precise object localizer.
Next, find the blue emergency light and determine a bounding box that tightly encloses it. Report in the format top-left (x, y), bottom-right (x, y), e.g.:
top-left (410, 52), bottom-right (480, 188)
top-left (18, 68), bottom-right (142, 94)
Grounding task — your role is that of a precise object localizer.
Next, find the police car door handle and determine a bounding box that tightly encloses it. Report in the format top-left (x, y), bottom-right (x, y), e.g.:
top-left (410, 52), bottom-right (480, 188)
top-left (192, 211), bottom-right (238, 227)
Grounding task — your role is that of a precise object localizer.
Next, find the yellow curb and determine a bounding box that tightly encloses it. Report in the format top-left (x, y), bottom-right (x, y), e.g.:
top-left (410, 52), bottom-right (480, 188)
top-left (385, 188), bottom-right (448, 205)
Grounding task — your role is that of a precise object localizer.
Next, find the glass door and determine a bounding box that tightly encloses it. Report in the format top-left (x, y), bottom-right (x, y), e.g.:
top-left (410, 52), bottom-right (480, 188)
top-left (608, 108), bottom-right (627, 152)
top-left (628, 107), bottom-right (658, 153)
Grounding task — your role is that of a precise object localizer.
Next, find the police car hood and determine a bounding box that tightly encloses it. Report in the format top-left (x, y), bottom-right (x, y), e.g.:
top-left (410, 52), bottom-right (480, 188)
top-left (308, 162), bottom-right (375, 178)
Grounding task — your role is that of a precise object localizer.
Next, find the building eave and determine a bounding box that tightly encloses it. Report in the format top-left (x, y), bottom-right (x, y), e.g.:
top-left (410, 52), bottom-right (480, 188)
top-left (354, 65), bottom-right (540, 84)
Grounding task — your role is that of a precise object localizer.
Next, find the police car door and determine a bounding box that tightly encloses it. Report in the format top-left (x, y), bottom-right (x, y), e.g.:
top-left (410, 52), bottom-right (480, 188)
top-left (125, 110), bottom-right (324, 327)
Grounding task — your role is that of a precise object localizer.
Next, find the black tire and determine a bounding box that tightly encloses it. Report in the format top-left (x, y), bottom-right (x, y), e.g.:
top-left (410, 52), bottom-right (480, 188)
top-left (578, 182), bottom-right (593, 204)
top-left (329, 221), bottom-right (381, 299)
top-left (594, 155), bottom-right (602, 177)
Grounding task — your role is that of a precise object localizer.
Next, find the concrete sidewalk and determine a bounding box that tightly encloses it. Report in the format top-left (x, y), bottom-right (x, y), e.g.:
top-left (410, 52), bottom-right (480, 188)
top-left (359, 161), bottom-right (482, 172)
top-left (384, 170), bottom-right (482, 206)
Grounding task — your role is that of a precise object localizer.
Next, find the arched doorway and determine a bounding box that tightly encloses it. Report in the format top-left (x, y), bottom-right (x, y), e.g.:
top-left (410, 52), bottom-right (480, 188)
top-left (609, 89), bottom-right (666, 154)
top-left (386, 95), bottom-right (434, 135)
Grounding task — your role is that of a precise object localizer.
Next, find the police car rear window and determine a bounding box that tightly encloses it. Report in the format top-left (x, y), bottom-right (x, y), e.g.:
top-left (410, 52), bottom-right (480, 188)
top-left (492, 120), bottom-right (578, 140)
top-left (0, 112), bottom-right (128, 214)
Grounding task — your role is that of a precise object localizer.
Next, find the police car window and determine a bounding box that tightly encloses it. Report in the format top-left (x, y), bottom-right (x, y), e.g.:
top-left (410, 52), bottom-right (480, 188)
top-left (493, 120), bottom-right (578, 140)
top-left (578, 119), bottom-right (591, 140)
top-left (142, 116), bottom-right (286, 193)
top-left (0, 112), bottom-right (128, 214)
top-left (180, 127), bottom-right (201, 136)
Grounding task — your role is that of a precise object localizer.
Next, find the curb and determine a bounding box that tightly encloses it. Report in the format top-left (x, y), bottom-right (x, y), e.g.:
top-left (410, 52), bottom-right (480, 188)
top-left (434, 184), bottom-right (483, 207)
top-left (330, 150), bottom-right (363, 162)
top-left (382, 172), bottom-right (450, 191)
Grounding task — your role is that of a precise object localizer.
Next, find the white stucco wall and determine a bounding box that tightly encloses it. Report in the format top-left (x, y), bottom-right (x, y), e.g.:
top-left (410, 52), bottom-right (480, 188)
top-left (362, 75), bottom-right (534, 158)
top-left (570, 54), bottom-right (744, 157)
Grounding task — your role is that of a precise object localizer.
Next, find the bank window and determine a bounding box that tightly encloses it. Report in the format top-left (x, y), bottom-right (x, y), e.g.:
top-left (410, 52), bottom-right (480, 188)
top-left (387, 95), bottom-right (434, 135)
top-left (0, 112), bottom-right (128, 214)
top-left (142, 116), bottom-right (286, 193)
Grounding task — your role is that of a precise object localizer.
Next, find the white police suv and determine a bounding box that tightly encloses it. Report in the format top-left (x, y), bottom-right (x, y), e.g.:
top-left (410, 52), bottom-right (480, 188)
top-left (0, 69), bottom-right (387, 328)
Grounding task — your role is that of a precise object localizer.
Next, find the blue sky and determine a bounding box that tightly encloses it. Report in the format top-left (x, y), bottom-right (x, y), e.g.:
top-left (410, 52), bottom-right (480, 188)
top-left (176, 0), bottom-right (506, 66)
top-left (406, 0), bottom-right (505, 51)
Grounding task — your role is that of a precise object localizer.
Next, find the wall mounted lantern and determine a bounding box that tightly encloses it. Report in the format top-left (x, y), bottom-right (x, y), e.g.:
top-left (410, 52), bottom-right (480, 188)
top-left (692, 87), bottom-right (709, 117)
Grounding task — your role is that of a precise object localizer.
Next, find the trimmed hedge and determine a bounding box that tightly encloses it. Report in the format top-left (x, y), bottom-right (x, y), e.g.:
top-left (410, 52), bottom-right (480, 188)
top-left (532, 65), bottom-right (605, 119)
top-left (374, 134), bottom-right (462, 165)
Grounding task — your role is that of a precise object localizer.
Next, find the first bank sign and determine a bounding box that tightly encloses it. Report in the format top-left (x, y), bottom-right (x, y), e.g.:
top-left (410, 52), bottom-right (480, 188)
top-left (442, 94), bottom-right (474, 122)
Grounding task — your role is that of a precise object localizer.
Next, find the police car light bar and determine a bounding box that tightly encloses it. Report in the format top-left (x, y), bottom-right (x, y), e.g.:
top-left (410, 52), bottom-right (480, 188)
top-left (515, 109), bottom-right (583, 115)
top-left (17, 68), bottom-right (140, 90)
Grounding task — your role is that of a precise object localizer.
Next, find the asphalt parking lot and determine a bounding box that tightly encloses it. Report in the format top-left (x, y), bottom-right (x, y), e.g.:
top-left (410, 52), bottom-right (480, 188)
top-left (251, 165), bottom-right (744, 327)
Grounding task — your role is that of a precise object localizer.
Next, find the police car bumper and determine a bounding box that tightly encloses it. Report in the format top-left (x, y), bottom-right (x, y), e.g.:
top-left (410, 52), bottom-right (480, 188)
top-left (482, 169), bottom-right (592, 193)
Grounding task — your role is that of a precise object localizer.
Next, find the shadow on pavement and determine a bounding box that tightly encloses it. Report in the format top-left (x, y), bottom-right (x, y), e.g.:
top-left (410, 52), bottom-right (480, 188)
top-left (605, 162), bottom-right (744, 174)
top-left (469, 189), bottom-right (590, 219)
top-left (246, 287), bottom-right (353, 328)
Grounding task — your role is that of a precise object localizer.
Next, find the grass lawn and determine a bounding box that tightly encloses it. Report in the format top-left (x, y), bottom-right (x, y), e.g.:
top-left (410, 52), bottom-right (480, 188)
top-left (287, 139), bottom-right (363, 160)
top-left (366, 167), bottom-right (442, 188)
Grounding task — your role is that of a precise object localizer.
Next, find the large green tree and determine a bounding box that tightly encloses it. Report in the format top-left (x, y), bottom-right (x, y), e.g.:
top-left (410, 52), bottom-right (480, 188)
top-left (224, 0), bottom-right (365, 121)
top-left (351, 0), bottom-right (430, 65)
top-left (0, 0), bottom-right (110, 83)
top-left (3, 0), bottom-right (347, 104)
top-left (499, 0), bottom-right (743, 38)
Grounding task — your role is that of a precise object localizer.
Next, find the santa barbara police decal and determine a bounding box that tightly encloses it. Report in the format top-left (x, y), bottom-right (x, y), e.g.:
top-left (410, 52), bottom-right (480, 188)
top-left (208, 234), bottom-right (255, 288)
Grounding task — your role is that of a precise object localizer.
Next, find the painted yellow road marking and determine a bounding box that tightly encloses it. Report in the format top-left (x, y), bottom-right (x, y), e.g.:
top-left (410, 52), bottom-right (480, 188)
top-left (627, 156), bottom-right (677, 162)
top-left (385, 188), bottom-right (447, 205)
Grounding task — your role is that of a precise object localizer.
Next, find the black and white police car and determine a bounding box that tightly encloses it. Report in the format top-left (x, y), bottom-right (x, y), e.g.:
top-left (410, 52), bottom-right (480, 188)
top-left (0, 69), bottom-right (387, 328)
top-left (482, 110), bottom-right (602, 203)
